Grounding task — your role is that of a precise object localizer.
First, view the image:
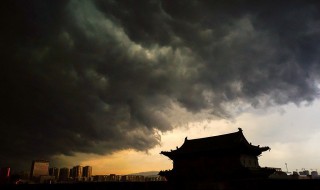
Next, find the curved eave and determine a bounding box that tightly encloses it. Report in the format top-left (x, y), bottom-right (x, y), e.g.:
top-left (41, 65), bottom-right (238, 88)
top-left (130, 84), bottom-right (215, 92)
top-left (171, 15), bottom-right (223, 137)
top-left (249, 146), bottom-right (270, 156)
top-left (160, 151), bottom-right (176, 160)
top-left (258, 146), bottom-right (270, 153)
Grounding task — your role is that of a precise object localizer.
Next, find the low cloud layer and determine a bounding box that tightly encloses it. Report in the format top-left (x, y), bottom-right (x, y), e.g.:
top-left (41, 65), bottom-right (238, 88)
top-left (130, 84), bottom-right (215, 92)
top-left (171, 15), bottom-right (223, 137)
top-left (1, 0), bottom-right (320, 169)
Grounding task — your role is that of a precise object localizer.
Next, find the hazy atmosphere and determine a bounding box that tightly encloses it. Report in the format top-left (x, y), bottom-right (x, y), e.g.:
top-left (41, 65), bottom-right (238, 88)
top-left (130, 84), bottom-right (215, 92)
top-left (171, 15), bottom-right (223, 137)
top-left (1, 0), bottom-right (320, 174)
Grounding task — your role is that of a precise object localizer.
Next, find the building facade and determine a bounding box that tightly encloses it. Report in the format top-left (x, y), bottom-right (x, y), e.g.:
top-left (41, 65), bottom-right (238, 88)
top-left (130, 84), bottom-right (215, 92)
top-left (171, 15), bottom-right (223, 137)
top-left (30, 160), bottom-right (49, 180)
top-left (159, 128), bottom-right (275, 181)
top-left (83, 166), bottom-right (92, 178)
top-left (59, 168), bottom-right (70, 181)
top-left (49, 167), bottom-right (60, 180)
top-left (72, 165), bottom-right (83, 180)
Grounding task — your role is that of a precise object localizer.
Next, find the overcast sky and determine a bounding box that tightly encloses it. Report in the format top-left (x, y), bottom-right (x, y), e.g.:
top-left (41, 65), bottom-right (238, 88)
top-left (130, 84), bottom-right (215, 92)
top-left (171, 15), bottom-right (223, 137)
top-left (1, 0), bottom-right (320, 174)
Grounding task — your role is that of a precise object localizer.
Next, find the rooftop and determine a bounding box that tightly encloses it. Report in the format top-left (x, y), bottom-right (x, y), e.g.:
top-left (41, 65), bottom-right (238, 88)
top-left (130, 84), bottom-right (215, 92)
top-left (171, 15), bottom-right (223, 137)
top-left (161, 128), bottom-right (270, 159)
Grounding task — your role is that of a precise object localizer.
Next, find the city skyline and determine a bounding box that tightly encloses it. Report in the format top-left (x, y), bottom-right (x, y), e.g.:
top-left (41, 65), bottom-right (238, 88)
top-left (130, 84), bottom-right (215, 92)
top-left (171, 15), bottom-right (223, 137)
top-left (0, 160), bottom-right (167, 184)
top-left (1, 0), bottom-right (320, 175)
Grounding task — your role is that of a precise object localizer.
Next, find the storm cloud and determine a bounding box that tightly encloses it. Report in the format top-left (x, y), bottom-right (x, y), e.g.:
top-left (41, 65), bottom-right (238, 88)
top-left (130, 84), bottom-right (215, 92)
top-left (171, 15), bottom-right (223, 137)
top-left (1, 0), bottom-right (320, 169)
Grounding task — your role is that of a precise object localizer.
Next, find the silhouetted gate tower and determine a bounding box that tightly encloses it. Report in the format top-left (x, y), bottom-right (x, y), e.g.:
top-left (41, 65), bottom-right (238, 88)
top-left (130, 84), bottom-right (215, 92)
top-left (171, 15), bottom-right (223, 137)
top-left (159, 128), bottom-right (275, 181)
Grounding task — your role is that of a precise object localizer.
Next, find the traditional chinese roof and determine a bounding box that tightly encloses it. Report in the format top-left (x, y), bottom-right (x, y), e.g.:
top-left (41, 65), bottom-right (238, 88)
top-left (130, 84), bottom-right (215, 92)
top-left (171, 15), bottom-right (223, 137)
top-left (161, 128), bottom-right (270, 159)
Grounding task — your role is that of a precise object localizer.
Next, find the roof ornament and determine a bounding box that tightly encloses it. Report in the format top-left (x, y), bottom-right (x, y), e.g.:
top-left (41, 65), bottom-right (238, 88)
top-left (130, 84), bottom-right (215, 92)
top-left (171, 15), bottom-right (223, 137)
top-left (185, 137), bottom-right (188, 141)
top-left (238, 128), bottom-right (243, 132)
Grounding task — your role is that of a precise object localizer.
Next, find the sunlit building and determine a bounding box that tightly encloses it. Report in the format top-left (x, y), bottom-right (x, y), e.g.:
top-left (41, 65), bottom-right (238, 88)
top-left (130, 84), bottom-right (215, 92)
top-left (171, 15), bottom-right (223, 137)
top-left (30, 160), bottom-right (49, 181)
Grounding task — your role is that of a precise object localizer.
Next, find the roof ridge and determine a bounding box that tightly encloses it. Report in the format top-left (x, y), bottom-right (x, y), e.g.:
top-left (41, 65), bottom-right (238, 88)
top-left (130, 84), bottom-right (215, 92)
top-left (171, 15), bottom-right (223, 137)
top-left (186, 130), bottom-right (241, 141)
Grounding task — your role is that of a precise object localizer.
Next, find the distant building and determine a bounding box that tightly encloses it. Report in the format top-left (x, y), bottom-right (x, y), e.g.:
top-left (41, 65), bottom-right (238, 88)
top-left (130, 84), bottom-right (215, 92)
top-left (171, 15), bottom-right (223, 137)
top-left (311, 171), bottom-right (319, 179)
top-left (30, 160), bottom-right (49, 181)
top-left (49, 167), bottom-right (60, 180)
top-left (72, 165), bottom-right (83, 180)
top-left (108, 174), bottom-right (121, 181)
top-left (269, 170), bottom-right (288, 179)
top-left (69, 168), bottom-right (73, 178)
top-left (159, 128), bottom-right (275, 181)
top-left (39, 175), bottom-right (55, 184)
top-left (93, 175), bottom-right (108, 182)
top-left (59, 168), bottom-right (70, 181)
top-left (92, 174), bottom-right (122, 182)
top-left (83, 166), bottom-right (92, 178)
top-left (120, 175), bottom-right (145, 182)
top-left (145, 176), bottom-right (166, 181)
top-left (299, 170), bottom-right (310, 175)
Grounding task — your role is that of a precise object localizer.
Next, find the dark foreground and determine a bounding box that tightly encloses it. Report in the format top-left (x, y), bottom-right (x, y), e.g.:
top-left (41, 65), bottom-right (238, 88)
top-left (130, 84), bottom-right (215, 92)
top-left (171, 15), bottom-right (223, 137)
top-left (2, 179), bottom-right (320, 190)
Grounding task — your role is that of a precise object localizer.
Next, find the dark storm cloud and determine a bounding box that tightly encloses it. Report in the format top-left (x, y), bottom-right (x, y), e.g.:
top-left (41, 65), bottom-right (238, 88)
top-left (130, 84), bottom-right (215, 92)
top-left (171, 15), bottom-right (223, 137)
top-left (1, 0), bottom-right (320, 169)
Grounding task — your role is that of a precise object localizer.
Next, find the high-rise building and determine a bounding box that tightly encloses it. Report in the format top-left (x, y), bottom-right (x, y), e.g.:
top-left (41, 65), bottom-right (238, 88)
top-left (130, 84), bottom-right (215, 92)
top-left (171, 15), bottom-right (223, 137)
top-left (72, 165), bottom-right (83, 179)
top-left (59, 168), bottom-right (70, 181)
top-left (30, 160), bottom-right (49, 180)
top-left (49, 167), bottom-right (60, 180)
top-left (82, 166), bottom-right (92, 178)
top-left (69, 168), bottom-right (73, 178)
